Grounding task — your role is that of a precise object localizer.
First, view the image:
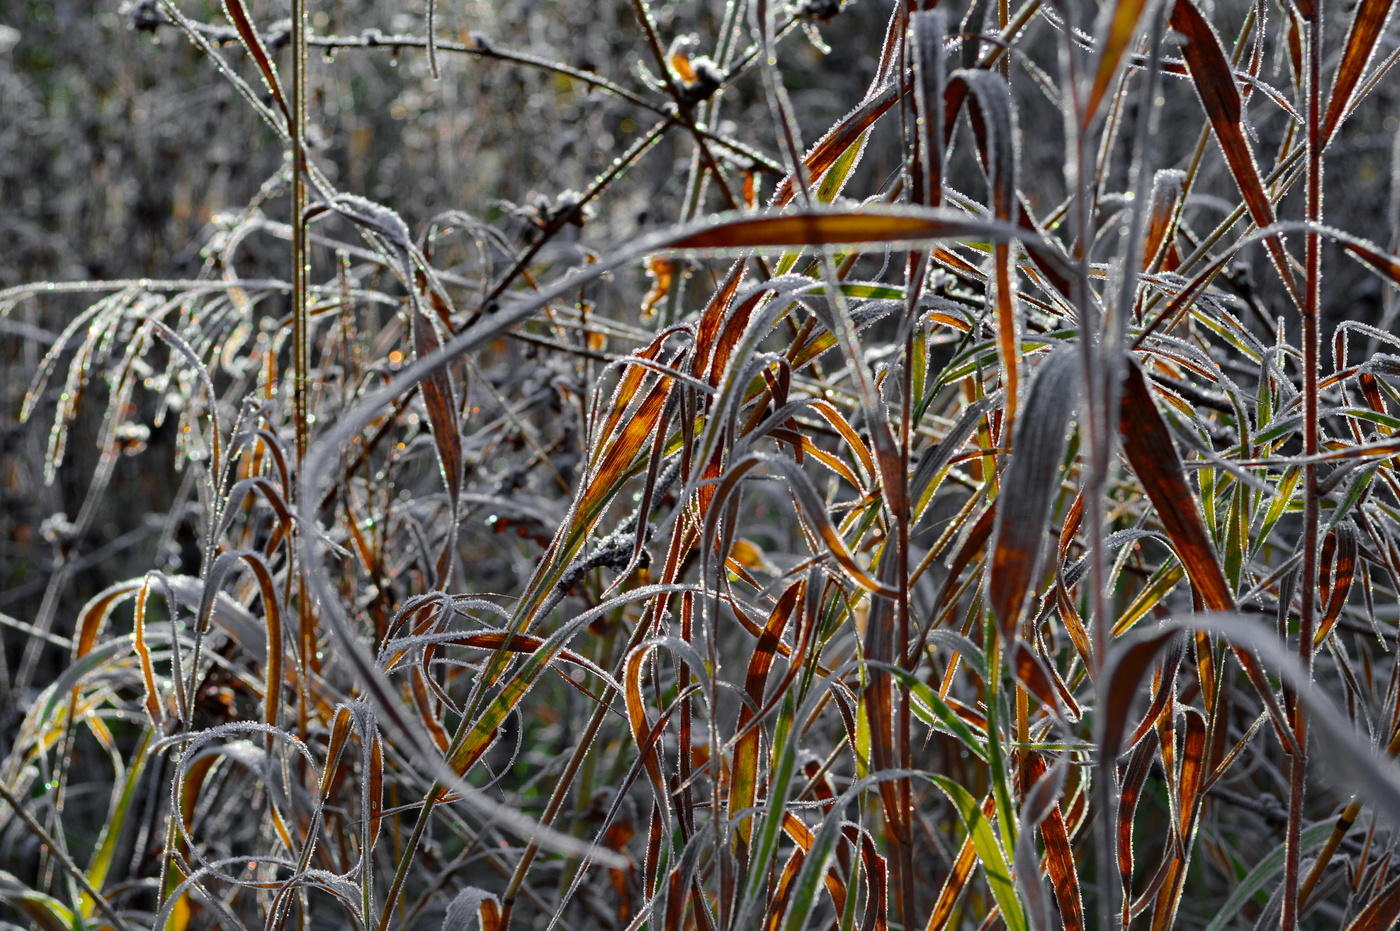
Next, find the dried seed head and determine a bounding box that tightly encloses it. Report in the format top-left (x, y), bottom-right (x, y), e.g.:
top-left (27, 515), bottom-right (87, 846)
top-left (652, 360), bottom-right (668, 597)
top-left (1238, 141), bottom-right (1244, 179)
top-left (667, 34), bottom-right (702, 84)
top-left (676, 57), bottom-right (723, 107)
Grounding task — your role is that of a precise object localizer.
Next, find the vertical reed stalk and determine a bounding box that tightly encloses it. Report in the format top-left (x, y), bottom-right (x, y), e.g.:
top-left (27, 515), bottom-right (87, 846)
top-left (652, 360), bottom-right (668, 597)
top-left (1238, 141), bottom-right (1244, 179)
top-left (1284, 1), bottom-right (1323, 927)
top-left (290, 0), bottom-right (314, 739)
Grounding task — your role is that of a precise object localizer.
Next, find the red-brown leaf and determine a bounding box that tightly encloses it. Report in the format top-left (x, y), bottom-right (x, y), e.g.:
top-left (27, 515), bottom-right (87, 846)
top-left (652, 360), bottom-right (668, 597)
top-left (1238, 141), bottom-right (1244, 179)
top-left (1099, 627), bottom-right (1184, 761)
top-left (1322, 0), bottom-right (1398, 144)
top-left (1141, 170), bottom-right (1185, 273)
top-left (991, 347), bottom-right (1079, 637)
top-left (771, 84), bottom-right (901, 207)
top-left (222, 0), bottom-right (291, 124)
top-left (1084, 0), bottom-right (1154, 128)
top-left (731, 580), bottom-right (804, 842)
top-left (1120, 358), bottom-right (1233, 611)
top-left (1118, 729), bottom-right (1161, 915)
top-left (1027, 752), bottom-right (1084, 931)
top-left (1317, 523), bottom-right (1358, 642)
top-left (1343, 874), bottom-right (1400, 931)
top-left (1011, 640), bottom-right (1063, 718)
top-left (1170, 0), bottom-right (1297, 304)
top-left (411, 306), bottom-right (463, 584)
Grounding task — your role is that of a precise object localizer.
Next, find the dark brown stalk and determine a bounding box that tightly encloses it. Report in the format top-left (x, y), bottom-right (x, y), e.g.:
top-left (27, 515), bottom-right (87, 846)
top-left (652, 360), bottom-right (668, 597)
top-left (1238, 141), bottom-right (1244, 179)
top-left (626, 0), bottom-right (746, 218)
top-left (668, 0), bottom-right (747, 325)
top-left (896, 67), bottom-right (918, 931)
top-left (1284, 0), bottom-right (1323, 927)
top-left (290, 0), bottom-right (319, 757)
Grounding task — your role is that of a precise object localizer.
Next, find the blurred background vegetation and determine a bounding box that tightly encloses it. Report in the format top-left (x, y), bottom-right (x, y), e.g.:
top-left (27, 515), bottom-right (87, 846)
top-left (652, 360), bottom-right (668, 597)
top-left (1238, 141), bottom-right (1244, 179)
top-left (0, 0), bottom-right (904, 641)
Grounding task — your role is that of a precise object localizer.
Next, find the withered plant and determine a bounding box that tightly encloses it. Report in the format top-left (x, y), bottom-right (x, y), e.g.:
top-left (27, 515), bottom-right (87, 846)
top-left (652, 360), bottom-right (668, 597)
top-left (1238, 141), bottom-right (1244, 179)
top-left (4, 0), bottom-right (1400, 928)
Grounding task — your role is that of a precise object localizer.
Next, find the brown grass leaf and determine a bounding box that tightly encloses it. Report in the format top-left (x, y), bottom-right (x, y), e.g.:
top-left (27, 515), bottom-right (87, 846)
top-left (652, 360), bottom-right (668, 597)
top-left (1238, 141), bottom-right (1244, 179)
top-left (1149, 708), bottom-right (1207, 931)
top-left (1316, 522), bottom-right (1358, 644)
top-left (1026, 752), bottom-right (1084, 931)
top-left (221, 0), bottom-right (291, 124)
top-left (1170, 0), bottom-right (1299, 305)
top-left (1342, 873), bottom-right (1400, 931)
top-left (1084, 0), bottom-right (1154, 128)
top-left (666, 210), bottom-right (1058, 275)
top-left (1118, 728), bottom-right (1161, 921)
top-left (1098, 627), bottom-right (1184, 762)
top-left (1141, 170), bottom-right (1186, 274)
top-left (1322, 0), bottom-right (1398, 144)
top-left (731, 580), bottom-right (803, 843)
top-left (410, 303), bottom-right (463, 585)
top-left (1120, 358), bottom-right (1233, 611)
top-left (991, 346), bottom-right (1078, 638)
top-left (771, 84), bottom-right (900, 208)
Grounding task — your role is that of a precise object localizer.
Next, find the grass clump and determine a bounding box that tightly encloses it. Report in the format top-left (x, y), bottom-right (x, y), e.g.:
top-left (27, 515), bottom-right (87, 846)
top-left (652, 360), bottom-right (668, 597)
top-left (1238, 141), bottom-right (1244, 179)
top-left (3, 0), bottom-right (1400, 928)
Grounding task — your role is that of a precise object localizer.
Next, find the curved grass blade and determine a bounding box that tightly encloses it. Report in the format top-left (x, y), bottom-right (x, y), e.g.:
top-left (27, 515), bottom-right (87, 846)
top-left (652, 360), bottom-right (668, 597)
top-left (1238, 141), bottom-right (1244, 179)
top-left (0, 871), bottom-right (73, 931)
top-left (929, 774), bottom-right (1029, 931)
top-left (735, 691), bottom-right (805, 931)
top-left (926, 791), bottom-right (995, 931)
top-left (1342, 873), bottom-right (1400, 931)
top-left (1013, 752), bottom-right (1068, 931)
top-left (991, 346), bottom-right (1079, 638)
top-left (1084, 0), bottom-right (1155, 129)
top-left (443, 585), bottom-right (689, 782)
top-left (946, 70), bottom-right (1023, 426)
top-left (1009, 640), bottom-right (1064, 721)
top-left (410, 290), bottom-right (463, 586)
top-left (705, 453), bottom-right (899, 598)
top-left (1141, 169), bottom-right (1186, 274)
top-left (79, 727), bottom-right (154, 920)
top-left (1098, 627), bottom-right (1183, 763)
top-left (865, 660), bottom-right (988, 762)
top-left (1316, 523), bottom-right (1358, 644)
top-left (1149, 707), bottom-right (1207, 929)
top-left (1202, 822), bottom-right (1335, 931)
top-left (731, 581), bottom-right (804, 844)
top-left (1169, 0), bottom-right (1298, 305)
top-left (1040, 791), bottom-right (1084, 931)
top-left (221, 0), bottom-right (291, 124)
top-left (771, 83), bottom-right (901, 208)
top-left (1120, 359), bottom-right (1233, 611)
top-left (0, 784), bottom-right (134, 931)
top-left (1322, 0), bottom-right (1398, 145)
top-left (665, 209), bottom-right (1070, 283)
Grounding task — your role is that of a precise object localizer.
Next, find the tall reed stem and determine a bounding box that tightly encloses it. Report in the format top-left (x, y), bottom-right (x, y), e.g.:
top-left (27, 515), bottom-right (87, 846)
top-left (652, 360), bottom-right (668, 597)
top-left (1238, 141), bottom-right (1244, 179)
top-left (1284, 1), bottom-right (1323, 927)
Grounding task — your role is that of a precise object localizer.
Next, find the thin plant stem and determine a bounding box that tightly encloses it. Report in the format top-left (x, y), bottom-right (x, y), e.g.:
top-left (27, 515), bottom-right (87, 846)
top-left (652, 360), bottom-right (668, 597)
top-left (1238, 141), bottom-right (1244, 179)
top-left (1284, 2), bottom-right (1324, 928)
